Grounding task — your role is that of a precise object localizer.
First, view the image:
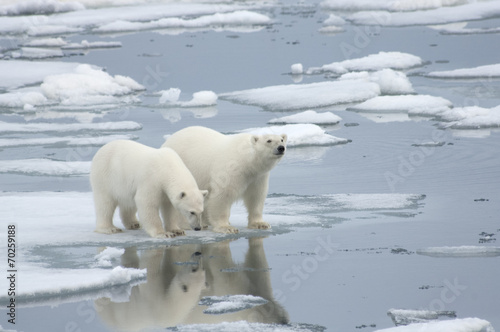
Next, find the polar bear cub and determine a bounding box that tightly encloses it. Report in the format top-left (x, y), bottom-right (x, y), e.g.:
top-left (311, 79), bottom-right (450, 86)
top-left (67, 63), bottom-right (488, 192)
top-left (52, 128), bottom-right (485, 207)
top-left (162, 126), bottom-right (287, 234)
top-left (90, 140), bottom-right (208, 238)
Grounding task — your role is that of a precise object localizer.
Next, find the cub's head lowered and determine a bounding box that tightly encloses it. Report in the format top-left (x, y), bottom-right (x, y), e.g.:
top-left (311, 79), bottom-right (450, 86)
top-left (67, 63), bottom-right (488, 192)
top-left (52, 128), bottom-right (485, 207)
top-left (174, 189), bottom-right (208, 231)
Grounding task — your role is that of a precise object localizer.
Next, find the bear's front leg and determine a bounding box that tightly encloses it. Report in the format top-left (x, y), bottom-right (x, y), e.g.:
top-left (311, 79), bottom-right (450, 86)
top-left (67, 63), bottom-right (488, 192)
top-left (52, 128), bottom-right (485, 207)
top-left (160, 199), bottom-right (186, 237)
top-left (136, 194), bottom-right (176, 238)
top-left (207, 198), bottom-right (239, 234)
top-left (244, 175), bottom-right (271, 230)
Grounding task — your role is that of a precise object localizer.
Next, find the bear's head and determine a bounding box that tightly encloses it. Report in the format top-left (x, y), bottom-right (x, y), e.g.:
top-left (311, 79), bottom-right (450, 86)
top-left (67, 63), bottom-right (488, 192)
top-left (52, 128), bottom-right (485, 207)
top-left (175, 189), bottom-right (208, 231)
top-left (251, 133), bottom-right (288, 160)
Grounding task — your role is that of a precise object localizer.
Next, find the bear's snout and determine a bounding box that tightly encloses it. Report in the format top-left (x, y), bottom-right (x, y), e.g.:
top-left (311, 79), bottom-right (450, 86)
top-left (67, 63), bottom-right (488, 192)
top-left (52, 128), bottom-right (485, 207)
top-left (194, 227), bottom-right (201, 231)
top-left (277, 145), bottom-right (285, 154)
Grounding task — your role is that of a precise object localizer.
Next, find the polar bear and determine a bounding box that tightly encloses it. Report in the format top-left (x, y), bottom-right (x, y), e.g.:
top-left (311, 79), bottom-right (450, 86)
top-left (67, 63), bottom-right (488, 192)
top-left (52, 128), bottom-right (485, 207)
top-left (162, 126), bottom-right (287, 234)
top-left (90, 140), bottom-right (208, 238)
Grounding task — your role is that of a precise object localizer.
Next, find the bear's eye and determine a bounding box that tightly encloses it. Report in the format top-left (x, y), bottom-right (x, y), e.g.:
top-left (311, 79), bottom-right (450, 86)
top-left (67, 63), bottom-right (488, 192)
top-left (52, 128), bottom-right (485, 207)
top-left (190, 211), bottom-right (196, 216)
top-left (267, 139), bottom-right (272, 143)
top-left (281, 139), bottom-right (283, 142)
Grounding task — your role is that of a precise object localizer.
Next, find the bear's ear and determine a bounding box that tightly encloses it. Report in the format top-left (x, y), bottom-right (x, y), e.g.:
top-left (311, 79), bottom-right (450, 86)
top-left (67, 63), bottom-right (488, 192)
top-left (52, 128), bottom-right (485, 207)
top-left (281, 134), bottom-right (287, 142)
top-left (200, 190), bottom-right (209, 198)
top-left (251, 135), bottom-right (259, 144)
top-left (179, 192), bottom-right (186, 199)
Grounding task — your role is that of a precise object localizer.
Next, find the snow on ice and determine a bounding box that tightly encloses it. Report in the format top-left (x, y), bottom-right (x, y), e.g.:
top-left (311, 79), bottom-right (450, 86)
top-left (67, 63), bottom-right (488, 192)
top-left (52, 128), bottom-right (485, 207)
top-left (349, 95), bottom-right (452, 113)
top-left (0, 121), bottom-right (142, 134)
top-left (95, 247), bottom-right (126, 268)
top-left (387, 309), bottom-right (456, 326)
top-left (0, 158), bottom-right (91, 176)
top-left (268, 110), bottom-right (342, 125)
top-left (167, 321), bottom-right (326, 332)
top-left (416, 246), bottom-right (500, 258)
top-left (239, 124), bottom-right (349, 147)
top-left (159, 88), bottom-right (218, 107)
top-left (374, 317), bottom-right (495, 332)
top-left (427, 64), bottom-right (500, 79)
top-left (199, 295), bottom-right (268, 315)
top-left (0, 134), bottom-right (137, 148)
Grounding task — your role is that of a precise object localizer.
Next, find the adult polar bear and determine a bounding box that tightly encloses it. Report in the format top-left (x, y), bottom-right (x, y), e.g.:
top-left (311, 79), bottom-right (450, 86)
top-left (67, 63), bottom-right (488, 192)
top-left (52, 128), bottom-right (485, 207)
top-left (90, 140), bottom-right (208, 238)
top-left (162, 126), bottom-right (287, 234)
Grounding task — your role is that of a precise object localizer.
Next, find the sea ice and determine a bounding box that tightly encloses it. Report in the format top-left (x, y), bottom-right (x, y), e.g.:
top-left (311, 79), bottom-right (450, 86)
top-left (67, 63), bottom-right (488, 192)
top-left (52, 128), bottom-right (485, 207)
top-left (0, 134), bottom-right (137, 148)
top-left (220, 80), bottom-right (380, 111)
top-left (95, 247), bottom-right (126, 268)
top-left (0, 159), bottom-right (91, 177)
top-left (199, 295), bottom-right (268, 315)
top-left (320, 0), bottom-right (469, 12)
top-left (339, 69), bottom-right (414, 94)
top-left (427, 64), bottom-right (500, 79)
top-left (349, 95), bottom-right (453, 113)
top-left (268, 110), bottom-right (342, 125)
top-left (0, 0), bottom-right (84, 16)
top-left (0, 121), bottom-right (142, 134)
top-left (435, 105), bottom-right (500, 129)
top-left (239, 124), bottom-right (349, 147)
top-left (11, 47), bottom-right (64, 59)
top-left (306, 52), bottom-right (423, 75)
top-left (374, 317), bottom-right (495, 332)
top-left (159, 89), bottom-right (218, 107)
top-left (416, 246), bottom-right (500, 258)
top-left (387, 309), bottom-right (456, 326)
top-left (167, 321), bottom-right (326, 332)
top-left (291, 63), bottom-right (303, 75)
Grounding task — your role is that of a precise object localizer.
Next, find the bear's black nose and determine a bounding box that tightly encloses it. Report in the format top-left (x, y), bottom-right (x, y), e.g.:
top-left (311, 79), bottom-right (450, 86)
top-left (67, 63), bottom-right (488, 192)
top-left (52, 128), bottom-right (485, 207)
top-left (277, 145), bottom-right (285, 153)
top-left (194, 227), bottom-right (201, 231)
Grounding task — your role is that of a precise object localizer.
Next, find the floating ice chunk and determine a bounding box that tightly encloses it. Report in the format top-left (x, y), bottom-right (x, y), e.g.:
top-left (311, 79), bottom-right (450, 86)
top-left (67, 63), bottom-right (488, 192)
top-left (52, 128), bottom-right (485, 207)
top-left (0, 91), bottom-right (48, 108)
top-left (220, 80), bottom-right (380, 111)
top-left (199, 295), bottom-right (268, 315)
top-left (349, 95), bottom-right (453, 113)
top-left (427, 64), bottom-right (500, 79)
top-left (387, 309), bottom-right (456, 326)
top-left (439, 105), bottom-right (500, 129)
top-left (95, 247), bottom-right (125, 268)
top-left (170, 321), bottom-right (325, 332)
top-left (347, 2), bottom-right (500, 26)
top-left (95, 10), bottom-right (271, 33)
top-left (40, 64), bottom-right (145, 106)
top-left (319, 13), bottom-right (345, 33)
top-left (307, 52), bottom-right (423, 75)
top-left (291, 63), bottom-right (303, 74)
top-left (321, 0), bottom-right (470, 12)
top-left (0, 159), bottom-right (91, 176)
top-left (0, 60), bottom-right (81, 90)
top-left (417, 246), bottom-right (500, 258)
top-left (27, 25), bottom-right (84, 36)
top-left (0, 134), bottom-right (137, 148)
top-left (0, 121), bottom-right (142, 134)
top-left (268, 110), bottom-right (342, 125)
top-left (374, 317), bottom-right (495, 332)
top-left (339, 69), bottom-right (414, 94)
top-left (11, 47), bottom-right (64, 59)
top-left (318, 25), bottom-right (345, 34)
top-left (160, 89), bottom-right (217, 107)
top-left (62, 40), bottom-right (122, 49)
top-left (21, 37), bottom-right (67, 47)
top-left (0, 0), bottom-right (85, 16)
top-left (240, 124), bottom-right (349, 147)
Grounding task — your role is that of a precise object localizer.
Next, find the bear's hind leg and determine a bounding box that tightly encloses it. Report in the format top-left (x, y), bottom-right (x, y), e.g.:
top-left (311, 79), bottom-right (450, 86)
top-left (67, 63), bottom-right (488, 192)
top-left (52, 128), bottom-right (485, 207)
top-left (120, 206), bottom-right (140, 230)
top-left (94, 194), bottom-right (122, 234)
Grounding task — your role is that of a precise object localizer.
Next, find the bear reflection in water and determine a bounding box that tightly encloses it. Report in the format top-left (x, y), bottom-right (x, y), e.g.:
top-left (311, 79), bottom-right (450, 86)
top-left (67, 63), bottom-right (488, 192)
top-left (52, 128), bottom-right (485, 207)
top-left (95, 238), bottom-right (289, 330)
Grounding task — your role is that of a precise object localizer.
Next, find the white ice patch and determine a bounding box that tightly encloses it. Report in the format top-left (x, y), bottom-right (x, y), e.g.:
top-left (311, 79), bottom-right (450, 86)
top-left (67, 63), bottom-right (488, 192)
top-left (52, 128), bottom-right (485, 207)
top-left (0, 0), bottom-right (84, 16)
top-left (346, 1), bottom-right (500, 26)
top-left (427, 64), bottom-right (500, 79)
top-left (169, 321), bottom-right (325, 332)
top-left (349, 95), bottom-right (453, 113)
top-left (61, 40), bottom-right (122, 49)
top-left (268, 110), bottom-right (342, 125)
top-left (199, 295), bottom-right (268, 315)
top-left (159, 89), bottom-right (218, 107)
top-left (220, 80), bottom-right (381, 111)
top-left (0, 121), bottom-right (142, 134)
top-left (417, 246), bottom-right (500, 258)
top-left (95, 247), bottom-right (126, 267)
top-left (0, 159), bottom-right (91, 176)
top-left (95, 10), bottom-right (271, 33)
top-left (387, 309), bottom-right (456, 326)
top-left (374, 317), bottom-right (495, 332)
top-left (239, 124), bottom-right (349, 147)
top-left (339, 69), bottom-right (414, 95)
top-left (306, 52), bottom-right (423, 75)
top-left (11, 47), bottom-right (64, 59)
top-left (0, 134), bottom-right (137, 148)
top-left (438, 105), bottom-right (500, 129)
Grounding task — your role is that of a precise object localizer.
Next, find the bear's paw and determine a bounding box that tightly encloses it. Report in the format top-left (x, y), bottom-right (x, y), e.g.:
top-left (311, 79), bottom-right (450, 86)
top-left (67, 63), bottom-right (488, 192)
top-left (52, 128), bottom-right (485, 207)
top-left (248, 221), bottom-right (271, 230)
top-left (213, 225), bottom-right (239, 234)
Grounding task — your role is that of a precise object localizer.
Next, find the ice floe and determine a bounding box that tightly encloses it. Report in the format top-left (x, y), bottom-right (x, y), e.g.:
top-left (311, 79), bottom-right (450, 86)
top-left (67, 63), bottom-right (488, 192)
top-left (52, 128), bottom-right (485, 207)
top-left (0, 121), bottom-right (142, 134)
top-left (159, 88), bottom-right (218, 107)
top-left (11, 47), bottom-right (64, 59)
top-left (417, 246), bottom-right (500, 258)
top-left (167, 321), bottom-right (326, 332)
top-left (345, 1), bottom-right (500, 26)
top-left (339, 69), bottom-right (414, 95)
top-left (306, 52), bottom-right (423, 75)
top-left (199, 295), bottom-right (268, 315)
top-left (95, 10), bottom-right (271, 33)
top-left (220, 80), bottom-right (380, 111)
top-left (95, 247), bottom-right (126, 268)
top-left (0, 158), bottom-right (91, 176)
top-left (0, 0), bottom-right (84, 16)
top-left (239, 124), bottom-right (349, 147)
top-left (320, 0), bottom-right (469, 12)
top-left (427, 64), bottom-right (500, 79)
top-left (409, 105), bottom-right (500, 129)
top-left (268, 110), bottom-right (342, 125)
top-left (387, 309), bottom-right (456, 326)
top-left (374, 317), bottom-right (495, 332)
top-left (349, 95), bottom-right (452, 113)
top-left (0, 134), bottom-right (137, 148)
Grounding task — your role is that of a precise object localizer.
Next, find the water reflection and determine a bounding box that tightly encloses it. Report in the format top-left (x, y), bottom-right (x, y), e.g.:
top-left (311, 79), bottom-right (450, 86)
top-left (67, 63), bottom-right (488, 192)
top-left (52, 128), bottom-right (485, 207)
top-left (95, 238), bottom-right (288, 331)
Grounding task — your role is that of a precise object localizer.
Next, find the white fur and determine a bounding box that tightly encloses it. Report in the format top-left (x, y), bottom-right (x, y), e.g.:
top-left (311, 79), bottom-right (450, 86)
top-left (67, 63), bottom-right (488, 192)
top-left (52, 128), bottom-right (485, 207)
top-left (162, 126), bottom-right (287, 234)
top-left (90, 140), bottom-right (207, 238)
